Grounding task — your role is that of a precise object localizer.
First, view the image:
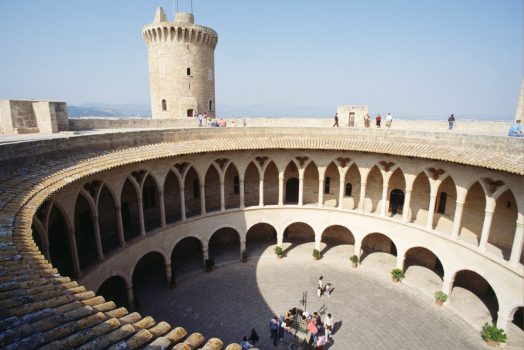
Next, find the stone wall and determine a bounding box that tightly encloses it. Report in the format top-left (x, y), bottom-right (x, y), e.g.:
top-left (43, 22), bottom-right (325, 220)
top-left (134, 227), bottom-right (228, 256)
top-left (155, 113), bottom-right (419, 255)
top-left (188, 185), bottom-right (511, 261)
top-left (0, 99), bottom-right (69, 135)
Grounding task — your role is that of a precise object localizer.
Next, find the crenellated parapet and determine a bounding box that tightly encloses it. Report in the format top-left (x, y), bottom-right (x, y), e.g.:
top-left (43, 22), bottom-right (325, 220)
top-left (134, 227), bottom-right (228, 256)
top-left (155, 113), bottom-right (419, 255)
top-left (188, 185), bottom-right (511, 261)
top-left (142, 22), bottom-right (218, 49)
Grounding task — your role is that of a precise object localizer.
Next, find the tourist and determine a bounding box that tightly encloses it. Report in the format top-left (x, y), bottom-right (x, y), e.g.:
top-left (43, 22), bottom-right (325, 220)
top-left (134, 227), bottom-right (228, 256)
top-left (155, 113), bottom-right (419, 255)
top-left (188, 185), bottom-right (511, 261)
top-left (386, 112), bottom-right (393, 128)
top-left (269, 315), bottom-right (279, 346)
top-left (318, 276), bottom-right (324, 295)
top-left (448, 114), bottom-right (455, 130)
top-left (508, 120), bottom-right (523, 137)
top-left (376, 114), bottom-right (382, 128)
top-left (324, 313), bottom-right (334, 342)
top-left (278, 316), bottom-right (285, 343)
top-left (307, 319), bottom-right (318, 342)
top-left (242, 118), bottom-right (247, 127)
top-left (364, 113), bottom-right (371, 128)
top-left (203, 112), bottom-right (208, 126)
top-left (248, 328), bottom-right (259, 347)
top-left (332, 113), bottom-right (339, 127)
top-left (315, 331), bottom-right (326, 350)
top-left (198, 113), bottom-right (203, 127)
top-left (240, 336), bottom-right (253, 349)
top-left (324, 282), bottom-right (332, 297)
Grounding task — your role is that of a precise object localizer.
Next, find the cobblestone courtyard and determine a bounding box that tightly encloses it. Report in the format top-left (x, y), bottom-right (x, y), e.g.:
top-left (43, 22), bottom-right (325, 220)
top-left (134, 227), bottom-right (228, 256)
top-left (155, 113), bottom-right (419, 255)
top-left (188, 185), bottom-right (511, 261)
top-left (135, 242), bottom-right (521, 349)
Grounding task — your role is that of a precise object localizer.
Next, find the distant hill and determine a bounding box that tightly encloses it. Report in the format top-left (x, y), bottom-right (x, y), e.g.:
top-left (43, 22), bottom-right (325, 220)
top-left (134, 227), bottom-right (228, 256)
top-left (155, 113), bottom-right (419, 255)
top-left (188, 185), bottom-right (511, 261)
top-left (68, 103), bottom-right (151, 118)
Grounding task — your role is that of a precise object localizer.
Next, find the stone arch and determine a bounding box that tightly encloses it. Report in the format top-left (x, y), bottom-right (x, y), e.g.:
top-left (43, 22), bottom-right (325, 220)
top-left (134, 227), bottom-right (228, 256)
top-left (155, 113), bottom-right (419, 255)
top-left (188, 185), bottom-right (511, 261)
top-left (365, 166), bottom-right (383, 213)
top-left (360, 232), bottom-right (397, 264)
top-left (403, 246), bottom-right (444, 296)
top-left (74, 192), bottom-right (98, 271)
top-left (323, 161), bottom-right (340, 207)
top-left (283, 222), bottom-right (315, 255)
top-left (434, 176), bottom-right (457, 234)
top-left (460, 181), bottom-right (486, 246)
top-left (244, 161), bottom-right (259, 207)
top-left (132, 251), bottom-right (166, 310)
top-left (31, 218), bottom-right (46, 258)
top-left (47, 203), bottom-right (75, 278)
top-left (121, 177), bottom-right (141, 241)
top-left (342, 163), bottom-right (361, 209)
top-left (97, 275), bottom-right (129, 309)
top-left (387, 168), bottom-right (406, 217)
top-left (171, 236), bottom-right (204, 279)
top-left (209, 227), bottom-right (241, 265)
top-left (97, 184), bottom-right (119, 255)
top-left (303, 161), bottom-right (319, 205)
top-left (510, 306), bottom-right (523, 331)
top-left (451, 269), bottom-right (499, 326)
top-left (184, 166), bottom-right (201, 217)
top-left (489, 189), bottom-right (518, 261)
top-left (142, 174), bottom-right (161, 232)
top-left (246, 223), bottom-right (277, 256)
top-left (224, 162), bottom-right (240, 209)
top-left (205, 164), bottom-right (221, 213)
top-left (410, 172), bottom-right (431, 225)
top-left (164, 170), bottom-right (181, 223)
top-left (263, 161), bottom-right (279, 205)
top-left (320, 225), bottom-right (355, 256)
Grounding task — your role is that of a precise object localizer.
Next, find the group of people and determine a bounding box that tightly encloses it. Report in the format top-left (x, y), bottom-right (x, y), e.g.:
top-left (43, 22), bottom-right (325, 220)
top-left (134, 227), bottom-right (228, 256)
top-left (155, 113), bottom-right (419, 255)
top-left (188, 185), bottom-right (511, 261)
top-left (275, 307), bottom-right (334, 349)
top-left (240, 328), bottom-right (259, 349)
top-left (363, 112), bottom-right (393, 128)
top-left (317, 276), bottom-right (333, 298)
top-left (197, 113), bottom-right (247, 128)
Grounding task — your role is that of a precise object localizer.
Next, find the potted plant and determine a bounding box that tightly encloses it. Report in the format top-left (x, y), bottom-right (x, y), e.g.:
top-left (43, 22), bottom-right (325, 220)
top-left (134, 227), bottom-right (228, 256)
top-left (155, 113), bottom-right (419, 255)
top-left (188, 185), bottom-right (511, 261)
top-left (481, 322), bottom-right (507, 347)
top-left (391, 268), bottom-right (405, 282)
top-left (204, 258), bottom-right (214, 272)
top-left (434, 291), bottom-right (447, 306)
top-left (312, 249), bottom-right (321, 260)
top-left (274, 246), bottom-right (284, 259)
top-left (350, 255), bottom-right (359, 268)
top-left (241, 249), bottom-right (248, 262)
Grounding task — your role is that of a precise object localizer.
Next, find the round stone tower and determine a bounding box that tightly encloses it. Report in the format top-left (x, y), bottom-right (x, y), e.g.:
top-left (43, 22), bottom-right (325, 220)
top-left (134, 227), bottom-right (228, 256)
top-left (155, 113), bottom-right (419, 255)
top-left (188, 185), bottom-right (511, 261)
top-left (143, 7), bottom-right (218, 119)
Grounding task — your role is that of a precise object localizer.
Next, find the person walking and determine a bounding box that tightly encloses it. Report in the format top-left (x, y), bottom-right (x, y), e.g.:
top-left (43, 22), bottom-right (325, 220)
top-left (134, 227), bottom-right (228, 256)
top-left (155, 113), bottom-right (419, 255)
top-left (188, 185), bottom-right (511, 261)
top-left (269, 316), bottom-right (279, 346)
top-left (248, 328), bottom-right (259, 347)
top-left (376, 114), bottom-right (382, 128)
top-left (332, 113), bottom-right (339, 127)
top-left (364, 113), bottom-right (371, 128)
top-left (508, 120), bottom-right (523, 137)
top-left (240, 336), bottom-right (253, 350)
top-left (324, 313), bottom-right (334, 343)
top-left (448, 114), bottom-right (455, 130)
top-left (318, 276), bottom-right (324, 296)
top-left (386, 113), bottom-right (393, 128)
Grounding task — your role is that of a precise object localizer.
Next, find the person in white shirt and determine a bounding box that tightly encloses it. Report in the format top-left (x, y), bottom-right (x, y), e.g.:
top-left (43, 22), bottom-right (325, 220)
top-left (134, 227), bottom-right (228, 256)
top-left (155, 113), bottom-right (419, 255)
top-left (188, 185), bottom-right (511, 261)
top-left (386, 113), bottom-right (393, 128)
top-left (324, 313), bottom-right (334, 342)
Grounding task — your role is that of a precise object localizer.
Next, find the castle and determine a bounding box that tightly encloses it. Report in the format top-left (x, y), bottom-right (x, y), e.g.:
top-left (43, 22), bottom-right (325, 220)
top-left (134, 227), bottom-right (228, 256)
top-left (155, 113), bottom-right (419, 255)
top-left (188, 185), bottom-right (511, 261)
top-left (0, 6), bottom-right (523, 350)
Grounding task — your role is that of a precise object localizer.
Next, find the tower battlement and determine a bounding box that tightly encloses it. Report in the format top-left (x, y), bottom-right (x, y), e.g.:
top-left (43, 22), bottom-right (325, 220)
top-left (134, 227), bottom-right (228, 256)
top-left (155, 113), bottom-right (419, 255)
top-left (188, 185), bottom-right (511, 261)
top-left (143, 7), bottom-right (218, 120)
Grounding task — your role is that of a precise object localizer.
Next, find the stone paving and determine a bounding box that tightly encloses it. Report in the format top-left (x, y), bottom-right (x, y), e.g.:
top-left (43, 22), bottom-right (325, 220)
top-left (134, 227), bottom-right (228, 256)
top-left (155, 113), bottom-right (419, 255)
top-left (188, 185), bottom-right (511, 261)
top-left (135, 241), bottom-right (524, 349)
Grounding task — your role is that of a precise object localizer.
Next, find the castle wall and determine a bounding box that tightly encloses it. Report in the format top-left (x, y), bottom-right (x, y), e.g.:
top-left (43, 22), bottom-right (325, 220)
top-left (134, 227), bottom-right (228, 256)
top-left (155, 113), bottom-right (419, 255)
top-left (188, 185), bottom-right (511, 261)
top-left (0, 99), bottom-right (68, 135)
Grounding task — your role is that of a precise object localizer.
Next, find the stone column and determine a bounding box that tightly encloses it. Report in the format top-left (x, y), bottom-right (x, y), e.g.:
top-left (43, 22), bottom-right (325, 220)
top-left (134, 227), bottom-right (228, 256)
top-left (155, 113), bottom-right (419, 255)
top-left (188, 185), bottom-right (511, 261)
top-left (402, 189), bottom-right (412, 223)
top-left (179, 186), bottom-right (186, 221)
top-left (68, 227), bottom-right (81, 276)
top-left (126, 284), bottom-right (134, 311)
top-left (239, 177), bottom-right (245, 209)
top-left (138, 197), bottom-right (146, 236)
top-left (93, 214), bottom-right (104, 260)
top-left (115, 205), bottom-right (125, 246)
top-left (496, 311), bottom-right (511, 332)
top-left (159, 191), bottom-right (166, 227)
top-left (165, 262), bottom-right (172, 287)
top-left (426, 191), bottom-right (438, 230)
top-left (220, 179), bottom-right (225, 211)
top-left (315, 235), bottom-right (321, 251)
top-left (278, 173), bottom-right (284, 206)
top-left (203, 246), bottom-right (209, 265)
top-left (479, 210), bottom-right (494, 251)
top-left (200, 183), bottom-right (206, 215)
top-left (259, 176), bottom-right (264, 207)
top-left (510, 219), bottom-right (524, 266)
top-left (338, 177), bottom-right (346, 209)
top-left (318, 177), bottom-right (325, 208)
top-left (240, 239), bottom-right (246, 259)
top-left (359, 181), bottom-right (367, 212)
top-left (277, 230), bottom-right (284, 247)
top-left (380, 184), bottom-right (389, 216)
top-left (451, 189), bottom-right (467, 239)
top-left (354, 240), bottom-right (362, 259)
top-left (298, 174), bottom-right (304, 206)
top-left (395, 253), bottom-right (405, 270)
top-left (441, 275), bottom-right (454, 301)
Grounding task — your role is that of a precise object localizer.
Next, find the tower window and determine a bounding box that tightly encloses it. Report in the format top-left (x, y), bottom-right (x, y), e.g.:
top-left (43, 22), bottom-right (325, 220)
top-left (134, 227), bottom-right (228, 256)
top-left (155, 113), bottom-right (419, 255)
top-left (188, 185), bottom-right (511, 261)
top-left (209, 100), bottom-right (213, 111)
top-left (324, 177), bottom-right (331, 194)
top-left (187, 109), bottom-right (194, 117)
top-left (345, 183), bottom-right (353, 196)
top-left (193, 179), bottom-right (199, 199)
top-left (187, 67), bottom-right (191, 76)
top-left (233, 176), bottom-right (239, 194)
top-left (437, 192), bottom-right (447, 214)
top-left (161, 99), bottom-right (167, 111)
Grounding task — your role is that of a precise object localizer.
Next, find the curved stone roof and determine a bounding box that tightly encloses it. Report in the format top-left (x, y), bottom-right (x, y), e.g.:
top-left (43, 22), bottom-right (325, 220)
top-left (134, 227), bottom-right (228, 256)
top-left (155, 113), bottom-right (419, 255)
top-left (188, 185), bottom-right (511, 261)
top-left (0, 128), bottom-right (522, 349)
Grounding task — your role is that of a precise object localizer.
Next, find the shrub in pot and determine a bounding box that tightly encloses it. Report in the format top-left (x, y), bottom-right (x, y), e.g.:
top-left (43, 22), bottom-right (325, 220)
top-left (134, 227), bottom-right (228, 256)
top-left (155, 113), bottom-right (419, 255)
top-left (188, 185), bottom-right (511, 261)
top-left (391, 268), bottom-right (405, 282)
top-left (205, 258), bottom-right (215, 272)
top-left (350, 255), bottom-right (359, 268)
top-left (274, 246), bottom-right (284, 259)
top-left (434, 291), bottom-right (447, 306)
top-left (241, 249), bottom-right (248, 262)
top-left (312, 249), bottom-right (321, 260)
top-left (481, 323), bottom-right (506, 346)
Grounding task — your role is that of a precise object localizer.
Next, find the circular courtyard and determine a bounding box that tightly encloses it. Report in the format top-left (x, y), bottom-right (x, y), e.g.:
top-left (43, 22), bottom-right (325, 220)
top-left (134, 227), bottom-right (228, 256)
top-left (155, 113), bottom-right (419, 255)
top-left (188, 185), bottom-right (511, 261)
top-left (132, 241), bottom-right (521, 349)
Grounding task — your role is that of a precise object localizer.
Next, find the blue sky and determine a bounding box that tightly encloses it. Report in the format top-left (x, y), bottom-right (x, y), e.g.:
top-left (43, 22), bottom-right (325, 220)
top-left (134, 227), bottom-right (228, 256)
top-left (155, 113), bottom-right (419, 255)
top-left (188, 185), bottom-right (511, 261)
top-left (0, 0), bottom-right (522, 118)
